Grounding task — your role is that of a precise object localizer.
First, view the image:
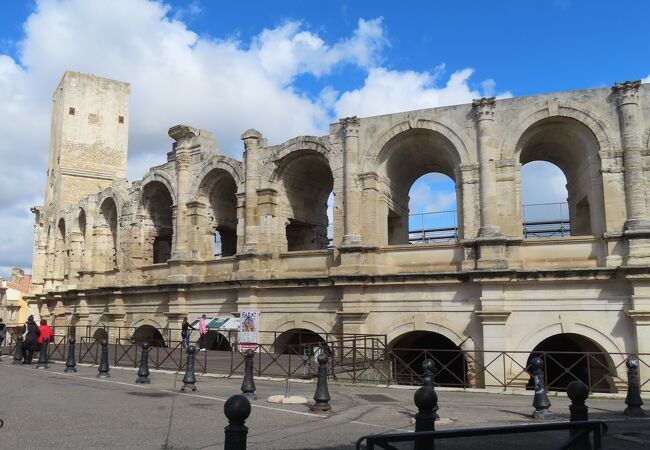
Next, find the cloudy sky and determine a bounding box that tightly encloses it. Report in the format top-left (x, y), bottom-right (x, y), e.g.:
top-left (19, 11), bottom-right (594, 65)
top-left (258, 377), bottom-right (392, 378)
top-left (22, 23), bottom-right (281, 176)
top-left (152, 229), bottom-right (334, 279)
top-left (1, 0), bottom-right (649, 277)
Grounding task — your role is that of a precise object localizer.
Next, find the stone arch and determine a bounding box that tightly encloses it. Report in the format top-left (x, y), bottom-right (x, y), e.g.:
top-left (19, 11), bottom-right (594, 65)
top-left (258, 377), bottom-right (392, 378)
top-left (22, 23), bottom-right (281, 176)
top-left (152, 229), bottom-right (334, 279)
top-left (139, 169), bottom-right (177, 205)
top-left (139, 180), bottom-right (174, 264)
top-left (128, 314), bottom-right (168, 333)
top-left (267, 136), bottom-right (339, 182)
top-left (191, 156), bottom-right (244, 195)
top-left (96, 197), bottom-right (119, 271)
top-left (386, 320), bottom-right (474, 351)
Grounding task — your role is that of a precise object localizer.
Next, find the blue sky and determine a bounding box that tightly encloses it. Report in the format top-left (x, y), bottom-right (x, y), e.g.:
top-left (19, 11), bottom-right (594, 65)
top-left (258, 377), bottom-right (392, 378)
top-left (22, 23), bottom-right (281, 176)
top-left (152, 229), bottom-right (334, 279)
top-left (0, 0), bottom-right (648, 278)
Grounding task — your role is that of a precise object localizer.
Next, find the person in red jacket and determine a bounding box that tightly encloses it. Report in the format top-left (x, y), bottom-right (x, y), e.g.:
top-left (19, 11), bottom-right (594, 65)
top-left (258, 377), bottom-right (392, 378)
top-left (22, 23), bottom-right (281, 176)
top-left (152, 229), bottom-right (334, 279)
top-left (37, 319), bottom-right (54, 355)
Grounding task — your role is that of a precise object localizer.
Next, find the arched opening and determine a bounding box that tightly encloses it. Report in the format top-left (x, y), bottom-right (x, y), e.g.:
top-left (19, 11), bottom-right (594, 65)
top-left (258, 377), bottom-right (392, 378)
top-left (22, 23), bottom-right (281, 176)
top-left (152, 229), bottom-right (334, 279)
top-left (55, 218), bottom-right (67, 280)
top-left (390, 331), bottom-right (468, 387)
top-left (278, 151), bottom-right (333, 251)
top-left (140, 182), bottom-right (174, 264)
top-left (132, 325), bottom-right (166, 347)
top-left (526, 333), bottom-right (616, 393)
top-left (93, 328), bottom-right (108, 342)
top-left (78, 208), bottom-right (87, 257)
top-left (97, 198), bottom-right (118, 271)
top-left (378, 129), bottom-right (462, 245)
top-left (408, 173), bottom-right (458, 243)
top-left (198, 169), bottom-right (238, 258)
top-left (521, 162), bottom-right (570, 237)
top-left (274, 328), bottom-right (327, 355)
top-left (204, 330), bottom-right (233, 351)
top-left (517, 117), bottom-right (604, 237)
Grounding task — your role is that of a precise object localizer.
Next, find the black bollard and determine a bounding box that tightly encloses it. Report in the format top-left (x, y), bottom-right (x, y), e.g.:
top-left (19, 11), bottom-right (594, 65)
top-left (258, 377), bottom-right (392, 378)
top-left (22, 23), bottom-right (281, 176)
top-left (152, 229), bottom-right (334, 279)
top-left (414, 386), bottom-right (437, 450)
top-left (567, 380), bottom-right (590, 450)
top-left (97, 339), bottom-right (110, 378)
top-left (13, 335), bottom-right (24, 365)
top-left (136, 341), bottom-right (151, 384)
top-left (624, 357), bottom-right (646, 417)
top-left (422, 358), bottom-right (440, 420)
top-left (531, 357), bottom-right (553, 419)
top-left (64, 337), bottom-right (77, 373)
top-left (181, 345), bottom-right (197, 391)
top-left (36, 337), bottom-right (50, 369)
top-left (224, 394), bottom-right (252, 450)
top-left (241, 349), bottom-right (257, 400)
top-left (310, 353), bottom-right (331, 413)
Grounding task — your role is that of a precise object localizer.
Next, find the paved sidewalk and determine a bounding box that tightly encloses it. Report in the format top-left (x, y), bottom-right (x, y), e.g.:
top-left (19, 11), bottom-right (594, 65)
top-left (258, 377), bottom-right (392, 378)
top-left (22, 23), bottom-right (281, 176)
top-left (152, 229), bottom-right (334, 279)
top-left (0, 358), bottom-right (648, 449)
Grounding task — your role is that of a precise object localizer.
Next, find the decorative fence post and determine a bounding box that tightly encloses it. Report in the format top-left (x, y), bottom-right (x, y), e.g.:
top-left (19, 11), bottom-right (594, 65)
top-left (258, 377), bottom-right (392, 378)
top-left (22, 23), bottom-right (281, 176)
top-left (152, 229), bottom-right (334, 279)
top-left (241, 349), bottom-right (257, 399)
top-left (567, 380), bottom-right (590, 450)
top-left (531, 357), bottom-right (552, 419)
top-left (36, 337), bottom-right (50, 369)
top-left (64, 337), bottom-right (77, 373)
top-left (97, 339), bottom-right (110, 378)
top-left (224, 394), bottom-right (251, 450)
top-left (181, 345), bottom-right (197, 391)
top-left (624, 357), bottom-right (646, 417)
top-left (13, 335), bottom-right (24, 364)
top-left (136, 342), bottom-right (151, 384)
top-left (310, 353), bottom-right (331, 413)
top-left (414, 386), bottom-right (437, 450)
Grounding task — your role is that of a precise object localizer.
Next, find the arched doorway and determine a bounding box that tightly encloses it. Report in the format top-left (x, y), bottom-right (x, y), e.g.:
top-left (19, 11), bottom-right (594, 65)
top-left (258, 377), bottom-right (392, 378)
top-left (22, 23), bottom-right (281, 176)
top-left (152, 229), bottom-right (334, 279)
top-left (274, 328), bottom-right (327, 355)
top-left (390, 331), bottom-right (468, 387)
top-left (140, 181), bottom-right (174, 264)
top-left (204, 330), bottom-right (233, 351)
top-left (93, 328), bottom-right (108, 342)
top-left (97, 198), bottom-right (118, 271)
top-left (132, 325), bottom-right (166, 347)
top-left (197, 168), bottom-right (238, 257)
top-left (526, 333), bottom-right (616, 392)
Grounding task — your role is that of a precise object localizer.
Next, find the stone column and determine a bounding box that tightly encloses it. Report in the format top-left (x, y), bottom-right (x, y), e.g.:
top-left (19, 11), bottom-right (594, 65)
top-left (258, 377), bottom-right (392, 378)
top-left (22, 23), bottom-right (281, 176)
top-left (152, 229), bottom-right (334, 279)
top-left (472, 97), bottom-right (501, 237)
top-left (169, 127), bottom-right (194, 261)
top-left (340, 117), bottom-right (362, 246)
top-left (614, 81), bottom-right (650, 231)
top-left (241, 129), bottom-right (263, 254)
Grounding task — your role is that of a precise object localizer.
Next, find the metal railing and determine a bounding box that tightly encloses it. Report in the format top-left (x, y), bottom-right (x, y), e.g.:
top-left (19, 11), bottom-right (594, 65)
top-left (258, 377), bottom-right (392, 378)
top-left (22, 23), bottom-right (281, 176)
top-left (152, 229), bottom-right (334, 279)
top-left (408, 210), bottom-right (458, 243)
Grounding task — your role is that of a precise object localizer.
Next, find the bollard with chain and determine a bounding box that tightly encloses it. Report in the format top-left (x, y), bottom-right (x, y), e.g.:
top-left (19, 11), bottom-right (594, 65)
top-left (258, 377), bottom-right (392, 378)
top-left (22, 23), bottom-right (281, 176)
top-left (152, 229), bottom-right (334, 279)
top-left (97, 339), bottom-right (110, 378)
top-left (310, 353), bottom-right (331, 413)
top-left (624, 357), bottom-right (646, 417)
top-left (13, 335), bottom-right (24, 364)
top-left (414, 386), bottom-right (437, 450)
top-left (567, 380), bottom-right (590, 450)
top-left (531, 357), bottom-right (553, 419)
top-left (36, 337), bottom-right (50, 369)
top-left (422, 358), bottom-right (440, 420)
top-left (136, 341), bottom-right (151, 384)
top-left (241, 349), bottom-right (256, 399)
top-left (64, 337), bottom-right (77, 373)
top-left (224, 394), bottom-right (251, 450)
top-left (181, 345), bottom-right (197, 391)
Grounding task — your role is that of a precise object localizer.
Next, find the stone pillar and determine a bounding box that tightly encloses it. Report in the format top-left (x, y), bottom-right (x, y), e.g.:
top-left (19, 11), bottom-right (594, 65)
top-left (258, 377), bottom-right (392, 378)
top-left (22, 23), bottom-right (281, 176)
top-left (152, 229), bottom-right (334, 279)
top-left (168, 126), bottom-right (195, 261)
top-left (472, 97), bottom-right (501, 237)
top-left (340, 117), bottom-right (362, 247)
top-left (241, 129), bottom-right (263, 254)
top-left (614, 81), bottom-right (650, 231)
top-left (476, 303), bottom-right (510, 390)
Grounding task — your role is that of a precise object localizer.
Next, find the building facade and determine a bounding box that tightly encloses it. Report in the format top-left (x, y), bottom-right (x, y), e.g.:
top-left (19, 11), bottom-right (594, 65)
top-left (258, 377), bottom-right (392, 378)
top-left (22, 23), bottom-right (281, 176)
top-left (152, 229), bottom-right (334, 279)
top-left (28, 71), bottom-right (650, 388)
top-left (1, 268), bottom-right (31, 327)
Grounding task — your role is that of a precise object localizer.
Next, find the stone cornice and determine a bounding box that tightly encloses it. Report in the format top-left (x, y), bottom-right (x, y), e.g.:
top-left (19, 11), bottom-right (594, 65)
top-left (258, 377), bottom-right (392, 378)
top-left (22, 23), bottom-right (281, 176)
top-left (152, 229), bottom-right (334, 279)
top-left (627, 309), bottom-right (650, 324)
top-left (475, 309), bottom-right (511, 323)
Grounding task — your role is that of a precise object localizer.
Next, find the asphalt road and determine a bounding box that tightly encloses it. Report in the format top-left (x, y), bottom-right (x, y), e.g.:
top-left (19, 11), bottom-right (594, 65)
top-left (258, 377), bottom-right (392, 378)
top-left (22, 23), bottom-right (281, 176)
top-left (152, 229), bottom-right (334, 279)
top-left (0, 357), bottom-right (648, 449)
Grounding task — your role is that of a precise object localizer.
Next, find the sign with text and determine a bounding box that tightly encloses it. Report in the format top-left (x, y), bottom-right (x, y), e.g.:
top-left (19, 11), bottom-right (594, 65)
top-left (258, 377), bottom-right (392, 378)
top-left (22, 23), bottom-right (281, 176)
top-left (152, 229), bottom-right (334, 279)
top-left (239, 310), bottom-right (259, 349)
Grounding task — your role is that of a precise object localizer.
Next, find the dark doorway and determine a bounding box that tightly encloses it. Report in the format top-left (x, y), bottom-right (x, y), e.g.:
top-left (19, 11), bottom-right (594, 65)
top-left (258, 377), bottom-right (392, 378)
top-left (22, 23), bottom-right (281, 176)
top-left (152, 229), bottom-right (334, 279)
top-left (390, 331), bottom-right (467, 387)
top-left (133, 325), bottom-right (166, 347)
top-left (205, 330), bottom-right (233, 351)
top-left (274, 328), bottom-right (327, 355)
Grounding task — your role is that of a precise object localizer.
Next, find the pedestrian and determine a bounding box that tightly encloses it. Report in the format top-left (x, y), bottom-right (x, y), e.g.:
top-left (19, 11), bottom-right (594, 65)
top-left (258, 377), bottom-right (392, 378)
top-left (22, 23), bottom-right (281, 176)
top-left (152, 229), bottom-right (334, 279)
top-left (0, 318), bottom-right (6, 348)
top-left (37, 319), bottom-right (54, 355)
top-left (21, 315), bottom-right (40, 364)
top-left (181, 316), bottom-right (195, 349)
top-left (198, 314), bottom-right (207, 351)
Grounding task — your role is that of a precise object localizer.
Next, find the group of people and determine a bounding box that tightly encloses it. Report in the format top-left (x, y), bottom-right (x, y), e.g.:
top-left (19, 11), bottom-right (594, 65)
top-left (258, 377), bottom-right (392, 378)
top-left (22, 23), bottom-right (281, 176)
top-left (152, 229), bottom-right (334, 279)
top-left (19, 315), bottom-right (54, 364)
top-left (181, 315), bottom-right (208, 351)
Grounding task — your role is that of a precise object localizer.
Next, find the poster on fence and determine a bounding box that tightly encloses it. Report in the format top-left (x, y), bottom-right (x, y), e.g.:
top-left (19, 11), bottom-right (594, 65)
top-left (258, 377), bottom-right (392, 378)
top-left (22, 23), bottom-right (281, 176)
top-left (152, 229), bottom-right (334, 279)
top-left (239, 309), bottom-right (259, 350)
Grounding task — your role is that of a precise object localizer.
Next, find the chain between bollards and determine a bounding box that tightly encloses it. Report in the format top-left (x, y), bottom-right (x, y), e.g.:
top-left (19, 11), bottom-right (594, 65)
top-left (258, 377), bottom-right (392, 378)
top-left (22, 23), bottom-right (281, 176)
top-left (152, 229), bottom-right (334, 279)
top-left (224, 394), bottom-right (251, 450)
top-left (241, 349), bottom-right (256, 400)
top-left (97, 339), bottom-right (110, 378)
top-left (624, 357), bottom-right (646, 417)
top-left (36, 337), bottom-right (50, 369)
top-left (567, 380), bottom-right (590, 450)
top-left (531, 357), bottom-right (552, 419)
top-left (310, 353), bottom-right (331, 413)
top-left (136, 341), bottom-right (151, 384)
top-left (181, 345), bottom-right (197, 391)
top-left (414, 386), bottom-right (437, 450)
top-left (64, 337), bottom-right (77, 373)
top-left (13, 335), bottom-right (24, 364)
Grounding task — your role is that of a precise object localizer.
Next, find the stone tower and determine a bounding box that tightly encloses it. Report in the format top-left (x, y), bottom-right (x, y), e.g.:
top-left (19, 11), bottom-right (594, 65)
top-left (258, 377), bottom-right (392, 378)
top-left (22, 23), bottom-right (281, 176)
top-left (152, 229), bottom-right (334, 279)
top-left (43, 71), bottom-right (130, 213)
top-left (31, 71), bottom-right (130, 294)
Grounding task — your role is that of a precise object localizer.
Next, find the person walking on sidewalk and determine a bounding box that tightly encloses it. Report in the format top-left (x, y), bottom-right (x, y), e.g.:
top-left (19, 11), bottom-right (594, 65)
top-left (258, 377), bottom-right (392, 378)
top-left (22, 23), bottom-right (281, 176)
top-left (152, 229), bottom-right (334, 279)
top-left (181, 316), bottom-right (195, 349)
top-left (198, 314), bottom-right (207, 351)
top-left (21, 315), bottom-right (40, 364)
